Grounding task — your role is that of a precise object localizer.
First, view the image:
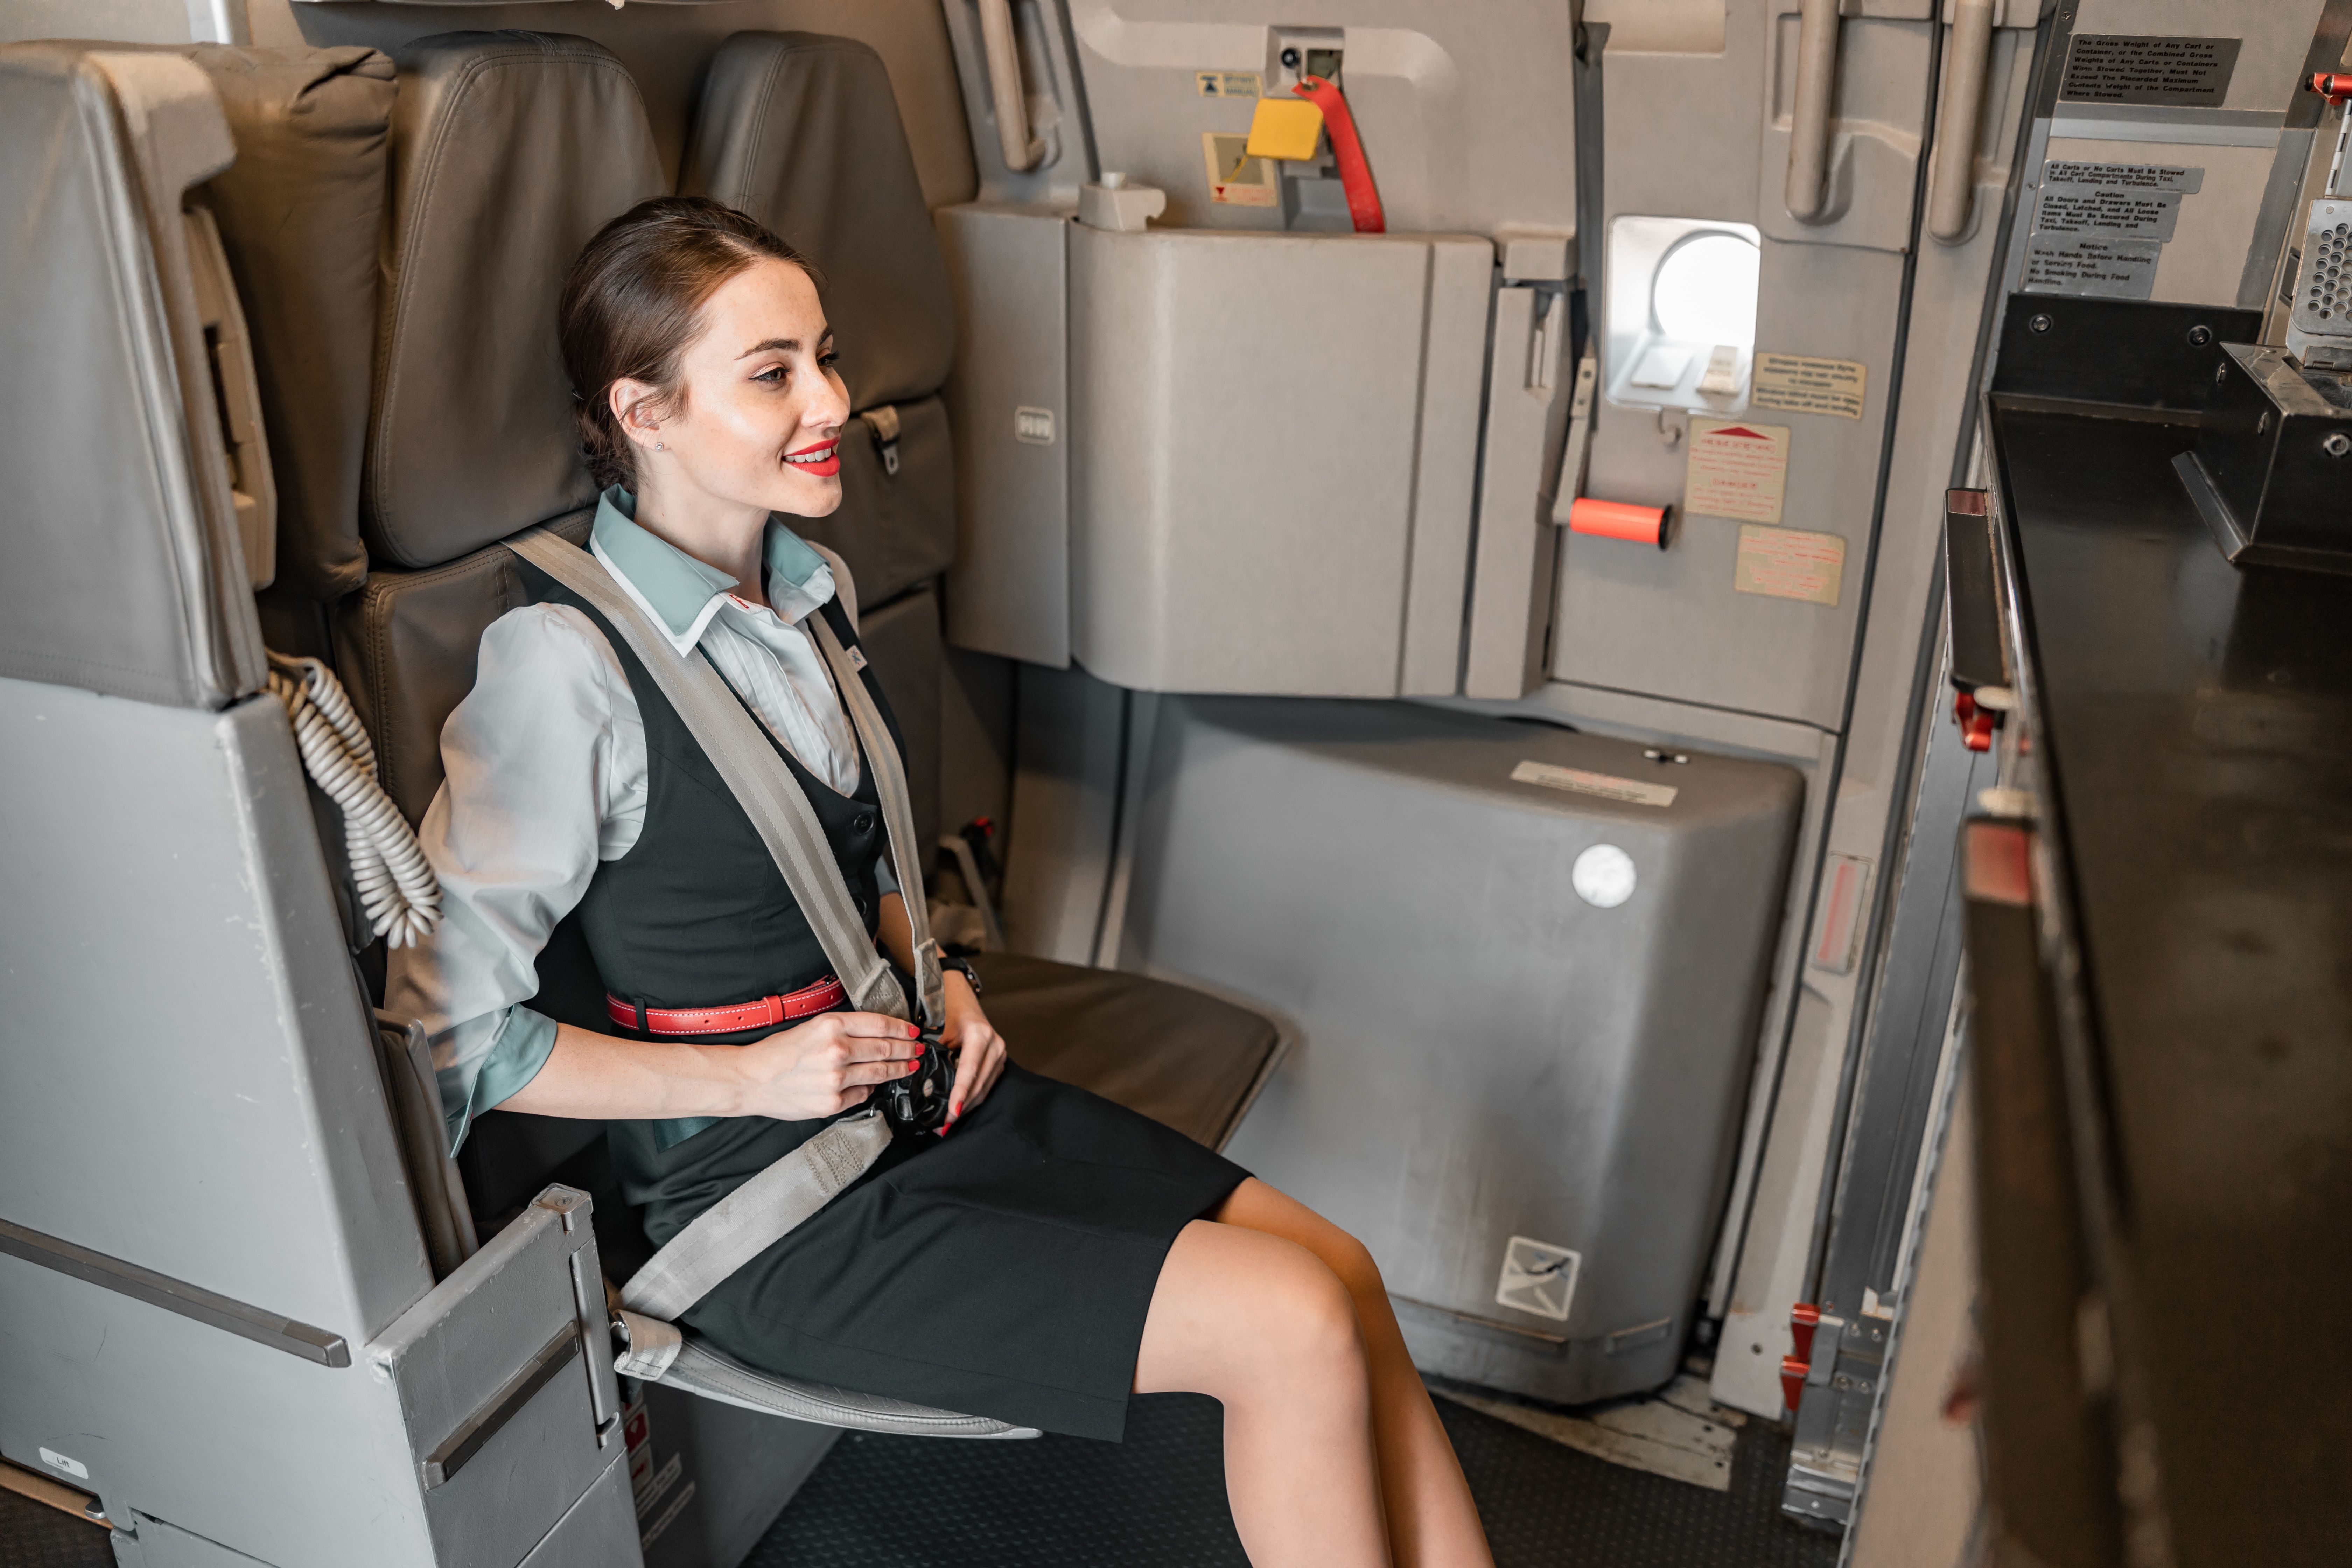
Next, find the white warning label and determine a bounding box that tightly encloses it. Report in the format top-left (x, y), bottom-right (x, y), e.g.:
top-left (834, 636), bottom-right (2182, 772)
top-left (1495, 1235), bottom-right (1582, 1322)
top-left (1752, 354), bottom-right (1868, 421)
top-left (1683, 418), bottom-right (1790, 524)
top-left (1201, 131), bottom-right (1277, 207)
top-left (2036, 162), bottom-right (2202, 242)
top-left (1735, 523), bottom-right (1845, 607)
top-left (2024, 236), bottom-right (2162, 298)
top-left (1510, 760), bottom-right (1678, 809)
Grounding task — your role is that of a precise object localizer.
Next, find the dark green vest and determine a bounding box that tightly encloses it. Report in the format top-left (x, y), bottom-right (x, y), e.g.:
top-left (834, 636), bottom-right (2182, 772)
top-left (511, 557), bottom-right (908, 1237)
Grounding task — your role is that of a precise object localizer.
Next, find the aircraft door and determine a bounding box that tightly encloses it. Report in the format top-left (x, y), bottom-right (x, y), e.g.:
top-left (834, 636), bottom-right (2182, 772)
top-left (1558, 0), bottom-right (1964, 730)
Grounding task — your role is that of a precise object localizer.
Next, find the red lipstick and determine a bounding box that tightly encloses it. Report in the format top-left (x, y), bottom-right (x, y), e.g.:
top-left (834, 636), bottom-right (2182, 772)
top-left (784, 438), bottom-right (840, 478)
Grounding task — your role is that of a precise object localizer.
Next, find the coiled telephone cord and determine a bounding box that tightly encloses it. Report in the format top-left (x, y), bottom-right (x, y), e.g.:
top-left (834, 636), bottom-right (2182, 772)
top-left (266, 651), bottom-right (442, 948)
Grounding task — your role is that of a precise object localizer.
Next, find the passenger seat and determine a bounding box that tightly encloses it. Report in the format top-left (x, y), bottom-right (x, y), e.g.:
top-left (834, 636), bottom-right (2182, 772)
top-left (680, 32), bottom-right (961, 845)
top-left (335, 31), bottom-right (667, 1205)
top-left (297, 31), bottom-right (1281, 1232)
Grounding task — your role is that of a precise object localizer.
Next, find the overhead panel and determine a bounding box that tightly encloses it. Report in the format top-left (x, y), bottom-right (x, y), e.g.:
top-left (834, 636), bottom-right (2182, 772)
top-left (941, 0), bottom-right (1579, 698)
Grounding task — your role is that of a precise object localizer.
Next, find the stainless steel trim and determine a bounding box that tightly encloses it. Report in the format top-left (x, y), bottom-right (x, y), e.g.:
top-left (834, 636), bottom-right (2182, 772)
top-left (0, 1214), bottom-right (349, 1368)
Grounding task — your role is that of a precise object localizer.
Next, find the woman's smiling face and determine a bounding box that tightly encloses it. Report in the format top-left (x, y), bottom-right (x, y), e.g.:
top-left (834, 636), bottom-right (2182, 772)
top-left (631, 257), bottom-right (849, 518)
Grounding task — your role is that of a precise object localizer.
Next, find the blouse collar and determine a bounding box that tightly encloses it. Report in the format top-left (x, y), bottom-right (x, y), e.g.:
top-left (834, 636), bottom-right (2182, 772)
top-left (588, 484), bottom-right (838, 656)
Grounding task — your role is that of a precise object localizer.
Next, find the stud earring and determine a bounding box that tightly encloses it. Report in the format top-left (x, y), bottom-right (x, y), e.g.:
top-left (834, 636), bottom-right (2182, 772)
top-left (654, 441), bottom-right (665, 451)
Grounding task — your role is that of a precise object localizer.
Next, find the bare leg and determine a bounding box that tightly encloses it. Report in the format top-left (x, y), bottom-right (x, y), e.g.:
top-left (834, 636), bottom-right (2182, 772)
top-left (1134, 1219), bottom-right (1393, 1568)
top-left (1214, 1180), bottom-right (1494, 1568)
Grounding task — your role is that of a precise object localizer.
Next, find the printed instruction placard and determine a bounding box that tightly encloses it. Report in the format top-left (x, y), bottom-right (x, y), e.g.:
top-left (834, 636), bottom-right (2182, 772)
top-left (1509, 760), bottom-right (1678, 810)
top-left (2059, 35), bottom-right (2239, 106)
top-left (2035, 162), bottom-right (2202, 242)
top-left (1735, 524), bottom-right (1845, 606)
top-left (1683, 418), bottom-right (1790, 524)
top-left (2024, 236), bottom-right (2162, 298)
top-left (1752, 354), bottom-right (1868, 420)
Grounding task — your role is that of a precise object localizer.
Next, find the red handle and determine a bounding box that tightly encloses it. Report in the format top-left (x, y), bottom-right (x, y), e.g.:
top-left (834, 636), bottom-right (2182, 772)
top-left (1780, 1356), bottom-right (1811, 1413)
top-left (1293, 76), bottom-right (1385, 234)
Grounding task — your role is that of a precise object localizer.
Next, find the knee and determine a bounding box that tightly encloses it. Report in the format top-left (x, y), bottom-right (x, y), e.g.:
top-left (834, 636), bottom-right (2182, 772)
top-left (1255, 1243), bottom-right (1368, 1379)
top-left (1319, 1228), bottom-right (1386, 1306)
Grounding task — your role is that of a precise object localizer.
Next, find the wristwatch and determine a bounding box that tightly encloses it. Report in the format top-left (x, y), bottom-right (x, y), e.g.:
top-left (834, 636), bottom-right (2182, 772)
top-left (940, 953), bottom-right (983, 997)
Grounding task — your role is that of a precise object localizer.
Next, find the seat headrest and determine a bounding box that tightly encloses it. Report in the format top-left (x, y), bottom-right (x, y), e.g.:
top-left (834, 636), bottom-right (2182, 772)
top-left (184, 44), bottom-right (394, 602)
top-left (0, 43), bottom-right (263, 708)
top-left (365, 32), bottom-right (664, 571)
top-left (682, 33), bottom-right (955, 413)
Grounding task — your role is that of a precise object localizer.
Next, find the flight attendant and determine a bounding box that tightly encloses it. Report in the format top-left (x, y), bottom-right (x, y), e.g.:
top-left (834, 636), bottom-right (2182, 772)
top-left (389, 195), bottom-right (1494, 1568)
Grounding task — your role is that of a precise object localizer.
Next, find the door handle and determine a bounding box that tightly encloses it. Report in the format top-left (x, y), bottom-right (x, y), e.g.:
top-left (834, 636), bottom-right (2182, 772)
top-left (1785, 0), bottom-right (1841, 220)
top-left (1927, 0), bottom-right (1996, 241)
top-left (978, 0), bottom-right (1046, 174)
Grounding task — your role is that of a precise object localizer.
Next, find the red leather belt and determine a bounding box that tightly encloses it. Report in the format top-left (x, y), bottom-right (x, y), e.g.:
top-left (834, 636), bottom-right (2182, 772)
top-left (608, 974), bottom-right (846, 1037)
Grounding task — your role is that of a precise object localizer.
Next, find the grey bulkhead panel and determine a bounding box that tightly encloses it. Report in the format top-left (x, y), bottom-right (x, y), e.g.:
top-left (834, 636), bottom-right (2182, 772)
top-left (1125, 698), bottom-right (1802, 1404)
top-left (938, 203), bottom-right (1076, 667)
top-left (1062, 0), bottom-right (1577, 237)
top-left (1066, 225), bottom-right (1492, 696)
top-left (938, 0), bottom-right (1579, 697)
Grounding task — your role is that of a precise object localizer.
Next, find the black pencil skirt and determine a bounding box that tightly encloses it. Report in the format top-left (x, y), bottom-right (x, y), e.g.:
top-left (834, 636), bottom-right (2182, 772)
top-left (610, 1063), bottom-right (1250, 1441)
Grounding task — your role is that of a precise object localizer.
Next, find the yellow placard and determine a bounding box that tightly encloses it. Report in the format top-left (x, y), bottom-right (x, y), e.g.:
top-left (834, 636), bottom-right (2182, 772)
top-left (1751, 353), bottom-right (1869, 420)
top-left (1734, 524), bottom-right (1845, 606)
top-left (1245, 97), bottom-right (1324, 162)
top-left (1683, 418), bottom-right (1790, 524)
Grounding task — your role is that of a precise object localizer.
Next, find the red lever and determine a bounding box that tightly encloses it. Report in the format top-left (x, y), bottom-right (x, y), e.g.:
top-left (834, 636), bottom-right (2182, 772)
top-left (1293, 76), bottom-right (1384, 233)
top-left (1954, 691), bottom-right (1996, 752)
top-left (1781, 1356), bottom-right (1810, 1413)
top-left (2312, 72), bottom-right (2352, 102)
top-left (1790, 1301), bottom-right (1821, 1364)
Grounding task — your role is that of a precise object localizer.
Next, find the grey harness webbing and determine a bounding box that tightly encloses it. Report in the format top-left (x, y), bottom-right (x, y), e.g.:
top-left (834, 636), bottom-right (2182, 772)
top-left (508, 527), bottom-right (950, 1334)
top-left (510, 526), bottom-right (918, 1026)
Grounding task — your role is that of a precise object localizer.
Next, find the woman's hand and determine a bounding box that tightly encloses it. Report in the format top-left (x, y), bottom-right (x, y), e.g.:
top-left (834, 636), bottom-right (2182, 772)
top-left (939, 969), bottom-right (1007, 1131)
top-left (732, 1010), bottom-right (926, 1122)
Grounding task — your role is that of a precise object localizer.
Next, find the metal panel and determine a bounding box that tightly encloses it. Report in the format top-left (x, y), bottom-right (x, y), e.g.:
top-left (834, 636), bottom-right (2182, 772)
top-left (1066, 226), bottom-right (1490, 696)
top-left (1398, 239), bottom-right (1497, 695)
top-left (122, 1513), bottom-right (276, 1567)
top-left (0, 1252), bottom-right (432, 1567)
top-left (0, 678), bottom-right (429, 1343)
top-left (518, 1459), bottom-right (643, 1568)
top-left (1057, 0), bottom-right (1578, 238)
top-left (370, 1192), bottom-right (616, 1568)
top-left (938, 203), bottom-right (1072, 666)
top-left (634, 1384), bottom-right (839, 1568)
top-left (1462, 282), bottom-right (1565, 698)
top-left (1126, 698), bottom-right (1801, 1403)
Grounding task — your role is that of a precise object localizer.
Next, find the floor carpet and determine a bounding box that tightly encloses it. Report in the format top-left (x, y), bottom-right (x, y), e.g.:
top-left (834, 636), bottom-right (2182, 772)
top-left (748, 1386), bottom-right (1842, 1567)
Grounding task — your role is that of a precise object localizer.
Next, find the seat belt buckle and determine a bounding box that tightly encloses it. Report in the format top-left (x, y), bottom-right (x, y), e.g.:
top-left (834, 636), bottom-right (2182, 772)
top-left (913, 937), bottom-right (947, 1030)
top-left (859, 405), bottom-right (902, 476)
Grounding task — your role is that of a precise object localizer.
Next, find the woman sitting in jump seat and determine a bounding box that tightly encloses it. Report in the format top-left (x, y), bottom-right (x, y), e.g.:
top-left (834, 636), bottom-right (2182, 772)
top-left (388, 195), bottom-right (1494, 1568)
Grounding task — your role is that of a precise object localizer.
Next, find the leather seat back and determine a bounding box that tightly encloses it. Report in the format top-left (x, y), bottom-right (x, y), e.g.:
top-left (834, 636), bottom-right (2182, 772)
top-left (335, 31), bottom-right (665, 821)
top-left (184, 44), bottom-right (395, 605)
top-left (366, 31), bottom-right (666, 573)
top-left (682, 32), bottom-right (958, 608)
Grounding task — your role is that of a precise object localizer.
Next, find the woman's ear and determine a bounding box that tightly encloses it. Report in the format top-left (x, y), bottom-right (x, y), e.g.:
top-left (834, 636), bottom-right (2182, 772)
top-left (609, 378), bottom-right (666, 454)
